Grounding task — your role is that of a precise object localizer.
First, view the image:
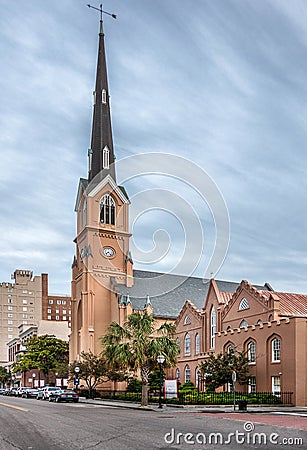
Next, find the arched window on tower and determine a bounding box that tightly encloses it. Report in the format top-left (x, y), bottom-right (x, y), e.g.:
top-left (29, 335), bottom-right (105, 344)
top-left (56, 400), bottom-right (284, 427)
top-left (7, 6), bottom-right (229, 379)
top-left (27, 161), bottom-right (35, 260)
top-left (184, 364), bottom-right (191, 383)
top-left (102, 89), bottom-right (107, 104)
top-left (82, 199), bottom-right (87, 227)
top-left (103, 146), bottom-right (110, 169)
top-left (100, 194), bottom-right (115, 225)
top-left (210, 306), bottom-right (216, 348)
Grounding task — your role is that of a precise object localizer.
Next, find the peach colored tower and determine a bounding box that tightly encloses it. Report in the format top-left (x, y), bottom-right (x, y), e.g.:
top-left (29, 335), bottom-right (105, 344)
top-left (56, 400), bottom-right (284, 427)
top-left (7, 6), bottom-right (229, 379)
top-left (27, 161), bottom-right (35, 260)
top-left (70, 18), bottom-right (133, 361)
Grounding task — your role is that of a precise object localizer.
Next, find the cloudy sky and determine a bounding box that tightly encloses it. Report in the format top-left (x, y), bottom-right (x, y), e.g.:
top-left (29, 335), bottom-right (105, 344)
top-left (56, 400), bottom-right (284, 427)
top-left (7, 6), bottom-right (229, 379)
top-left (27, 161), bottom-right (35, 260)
top-left (1, 0), bottom-right (307, 295)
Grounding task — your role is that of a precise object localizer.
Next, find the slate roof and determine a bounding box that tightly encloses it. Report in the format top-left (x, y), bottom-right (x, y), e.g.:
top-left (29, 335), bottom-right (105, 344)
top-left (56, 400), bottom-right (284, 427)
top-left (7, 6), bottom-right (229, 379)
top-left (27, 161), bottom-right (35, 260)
top-left (115, 270), bottom-right (270, 319)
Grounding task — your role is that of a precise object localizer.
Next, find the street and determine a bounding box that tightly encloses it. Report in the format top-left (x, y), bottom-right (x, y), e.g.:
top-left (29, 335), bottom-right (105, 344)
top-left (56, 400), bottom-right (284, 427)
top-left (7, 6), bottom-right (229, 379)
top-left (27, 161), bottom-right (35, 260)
top-left (0, 396), bottom-right (306, 450)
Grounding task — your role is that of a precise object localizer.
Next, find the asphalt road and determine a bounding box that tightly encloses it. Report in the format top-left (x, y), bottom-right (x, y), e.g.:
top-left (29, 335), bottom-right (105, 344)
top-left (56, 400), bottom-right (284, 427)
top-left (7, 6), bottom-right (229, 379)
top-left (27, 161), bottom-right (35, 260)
top-left (0, 396), bottom-right (306, 450)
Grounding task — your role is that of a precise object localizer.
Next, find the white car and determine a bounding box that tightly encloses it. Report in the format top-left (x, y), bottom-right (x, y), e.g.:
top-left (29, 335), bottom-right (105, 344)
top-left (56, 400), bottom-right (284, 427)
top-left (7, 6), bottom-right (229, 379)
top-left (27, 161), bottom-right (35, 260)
top-left (42, 386), bottom-right (61, 400)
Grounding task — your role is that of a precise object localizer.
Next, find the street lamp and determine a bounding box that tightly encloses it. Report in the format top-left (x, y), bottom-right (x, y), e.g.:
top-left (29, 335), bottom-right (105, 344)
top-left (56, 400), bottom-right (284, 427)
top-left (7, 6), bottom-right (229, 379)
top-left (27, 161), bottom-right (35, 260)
top-left (157, 355), bottom-right (165, 409)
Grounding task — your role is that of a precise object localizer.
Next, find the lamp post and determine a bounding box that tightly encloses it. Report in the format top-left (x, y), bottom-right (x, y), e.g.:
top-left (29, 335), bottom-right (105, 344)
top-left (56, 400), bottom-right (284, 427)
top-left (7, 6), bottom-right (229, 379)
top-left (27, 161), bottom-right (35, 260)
top-left (157, 355), bottom-right (165, 409)
top-left (32, 373), bottom-right (36, 388)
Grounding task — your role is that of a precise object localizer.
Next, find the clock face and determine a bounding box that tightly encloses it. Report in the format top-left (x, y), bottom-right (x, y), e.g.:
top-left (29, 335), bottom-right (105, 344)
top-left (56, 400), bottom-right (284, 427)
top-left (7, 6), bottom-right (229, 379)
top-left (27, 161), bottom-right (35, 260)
top-left (103, 247), bottom-right (115, 258)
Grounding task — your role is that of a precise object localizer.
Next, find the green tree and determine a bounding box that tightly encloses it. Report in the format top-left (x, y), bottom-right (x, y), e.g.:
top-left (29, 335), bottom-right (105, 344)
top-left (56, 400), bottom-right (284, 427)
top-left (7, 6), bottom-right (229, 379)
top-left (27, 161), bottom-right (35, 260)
top-left (12, 335), bottom-right (68, 383)
top-left (0, 366), bottom-right (10, 386)
top-left (200, 350), bottom-right (249, 392)
top-left (69, 351), bottom-right (108, 398)
top-left (102, 311), bottom-right (179, 407)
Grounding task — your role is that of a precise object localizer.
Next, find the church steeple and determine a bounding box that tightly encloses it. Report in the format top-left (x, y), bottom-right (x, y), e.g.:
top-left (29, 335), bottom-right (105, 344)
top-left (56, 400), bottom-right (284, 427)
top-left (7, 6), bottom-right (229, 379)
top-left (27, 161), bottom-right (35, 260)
top-left (88, 18), bottom-right (116, 182)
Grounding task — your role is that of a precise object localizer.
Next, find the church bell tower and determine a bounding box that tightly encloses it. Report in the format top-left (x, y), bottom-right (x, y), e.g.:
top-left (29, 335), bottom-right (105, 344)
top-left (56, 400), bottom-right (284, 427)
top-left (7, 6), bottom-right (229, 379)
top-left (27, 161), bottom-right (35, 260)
top-left (70, 14), bottom-right (133, 361)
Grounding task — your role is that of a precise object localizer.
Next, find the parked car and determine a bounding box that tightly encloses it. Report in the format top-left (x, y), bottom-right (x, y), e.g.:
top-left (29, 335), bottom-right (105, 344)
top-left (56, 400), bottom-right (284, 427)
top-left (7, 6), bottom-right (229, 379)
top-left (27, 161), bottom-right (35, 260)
top-left (36, 388), bottom-right (45, 400)
top-left (18, 387), bottom-right (32, 397)
top-left (49, 389), bottom-right (79, 403)
top-left (9, 387), bottom-right (19, 396)
top-left (22, 388), bottom-right (39, 398)
top-left (42, 386), bottom-right (62, 400)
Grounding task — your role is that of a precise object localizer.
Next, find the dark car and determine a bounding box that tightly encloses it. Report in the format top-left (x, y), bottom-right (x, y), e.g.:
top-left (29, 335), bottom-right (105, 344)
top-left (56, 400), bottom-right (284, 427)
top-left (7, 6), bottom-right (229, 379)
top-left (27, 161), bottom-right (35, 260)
top-left (49, 389), bottom-right (79, 403)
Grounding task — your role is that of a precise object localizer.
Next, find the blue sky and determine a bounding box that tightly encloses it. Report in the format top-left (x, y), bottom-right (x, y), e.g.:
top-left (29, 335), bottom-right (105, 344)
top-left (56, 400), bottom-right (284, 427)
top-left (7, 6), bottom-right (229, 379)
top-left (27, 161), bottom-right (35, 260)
top-left (0, 0), bottom-right (307, 295)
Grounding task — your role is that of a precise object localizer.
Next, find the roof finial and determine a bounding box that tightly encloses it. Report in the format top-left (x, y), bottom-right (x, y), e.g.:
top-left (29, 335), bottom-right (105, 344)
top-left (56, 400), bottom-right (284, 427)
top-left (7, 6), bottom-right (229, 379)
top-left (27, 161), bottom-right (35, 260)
top-left (87, 4), bottom-right (117, 34)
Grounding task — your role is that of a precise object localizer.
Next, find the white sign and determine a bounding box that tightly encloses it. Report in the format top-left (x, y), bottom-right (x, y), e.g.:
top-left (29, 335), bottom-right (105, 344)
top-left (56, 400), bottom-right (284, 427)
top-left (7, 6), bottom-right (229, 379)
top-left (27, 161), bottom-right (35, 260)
top-left (164, 380), bottom-right (177, 399)
top-left (232, 371), bottom-right (237, 382)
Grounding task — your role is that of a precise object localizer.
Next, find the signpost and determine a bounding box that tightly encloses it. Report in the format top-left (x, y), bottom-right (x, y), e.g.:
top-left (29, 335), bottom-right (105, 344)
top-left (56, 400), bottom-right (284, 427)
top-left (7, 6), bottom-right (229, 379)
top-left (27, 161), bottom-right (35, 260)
top-left (232, 371), bottom-right (236, 411)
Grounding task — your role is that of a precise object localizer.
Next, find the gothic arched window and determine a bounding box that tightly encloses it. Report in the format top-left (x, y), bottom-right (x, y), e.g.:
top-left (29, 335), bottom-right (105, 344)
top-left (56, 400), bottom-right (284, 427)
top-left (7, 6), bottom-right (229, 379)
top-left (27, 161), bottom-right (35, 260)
top-left (210, 306), bottom-right (216, 348)
top-left (247, 341), bottom-right (256, 363)
top-left (103, 146), bottom-right (110, 169)
top-left (100, 194), bottom-right (115, 225)
top-left (195, 333), bottom-right (200, 355)
top-left (184, 364), bottom-right (191, 383)
top-left (184, 333), bottom-right (191, 356)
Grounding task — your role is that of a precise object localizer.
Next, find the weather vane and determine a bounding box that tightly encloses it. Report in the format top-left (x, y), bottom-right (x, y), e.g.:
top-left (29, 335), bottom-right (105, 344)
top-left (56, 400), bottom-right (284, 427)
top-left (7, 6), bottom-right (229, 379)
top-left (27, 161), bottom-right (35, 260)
top-left (87, 4), bottom-right (117, 21)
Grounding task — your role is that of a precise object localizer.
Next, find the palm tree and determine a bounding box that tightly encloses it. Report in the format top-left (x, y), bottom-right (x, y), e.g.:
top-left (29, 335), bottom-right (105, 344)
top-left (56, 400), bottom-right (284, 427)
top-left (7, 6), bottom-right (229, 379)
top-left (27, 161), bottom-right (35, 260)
top-left (102, 311), bottom-right (179, 407)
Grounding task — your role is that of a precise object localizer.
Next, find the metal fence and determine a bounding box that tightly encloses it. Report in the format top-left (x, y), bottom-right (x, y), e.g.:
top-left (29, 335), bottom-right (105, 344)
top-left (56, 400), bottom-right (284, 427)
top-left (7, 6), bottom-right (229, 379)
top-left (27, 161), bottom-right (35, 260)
top-left (80, 389), bottom-right (293, 406)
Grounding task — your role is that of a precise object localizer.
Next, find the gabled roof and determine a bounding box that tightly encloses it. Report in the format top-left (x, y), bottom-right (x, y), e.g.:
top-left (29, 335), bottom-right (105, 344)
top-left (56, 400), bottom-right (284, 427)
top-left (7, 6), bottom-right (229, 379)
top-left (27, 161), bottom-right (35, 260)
top-left (115, 270), bottom-right (269, 319)
top-left (74, 178), bottom-right (88, 212)
top-left (260, 291), bottom-right (307, 317)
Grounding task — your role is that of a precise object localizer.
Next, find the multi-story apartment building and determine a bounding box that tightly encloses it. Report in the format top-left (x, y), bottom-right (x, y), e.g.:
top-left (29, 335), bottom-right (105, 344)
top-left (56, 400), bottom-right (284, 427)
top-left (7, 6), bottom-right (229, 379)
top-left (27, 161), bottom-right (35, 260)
top-left (0, 269), bottom-right (71, 364)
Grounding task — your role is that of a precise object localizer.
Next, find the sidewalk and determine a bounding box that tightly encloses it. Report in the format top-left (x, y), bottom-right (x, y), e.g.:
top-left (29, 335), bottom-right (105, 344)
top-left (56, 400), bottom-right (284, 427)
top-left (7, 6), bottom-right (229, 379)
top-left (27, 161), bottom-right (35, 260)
top-left (78, 397), bottom-right (307, 414)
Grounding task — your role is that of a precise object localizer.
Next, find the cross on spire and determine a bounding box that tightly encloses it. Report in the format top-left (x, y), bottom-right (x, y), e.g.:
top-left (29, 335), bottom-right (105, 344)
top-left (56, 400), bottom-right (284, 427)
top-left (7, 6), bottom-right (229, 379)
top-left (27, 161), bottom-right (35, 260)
top-left (87, 4), bottom-right (117, 33)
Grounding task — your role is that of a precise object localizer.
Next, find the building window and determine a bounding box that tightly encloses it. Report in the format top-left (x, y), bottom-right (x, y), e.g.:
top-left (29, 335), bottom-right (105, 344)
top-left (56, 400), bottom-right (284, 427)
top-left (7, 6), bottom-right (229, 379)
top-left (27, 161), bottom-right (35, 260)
top-left (184, 333), bottom-right (191, 356)
top-left (23, 307), bottom-right (28, 312)
top-left (184, 316), bottom-right (191, 325)
top-left (63, 316), bottom-right (66, 321)
top-left (8, 320), bottom-right (13, 325)
top-left (257, 319), bottom-right (263, 325)
top-left (56, 316), bottom-right (59, 320)
top-left (23, 299), bottom-right (27, 304)
top-left (271, 338), bottom-right (281, 362)
top-left (272, 376), bottom-right (281, 394)
top-left (239, 298), bottom-right (249, 310)
top-left (175, 368), bottom-right (180, 382)
top-left (23, 314), bottom-right (27, 319)
top-left (210, 307), bottom-right (216, 348)
top-left (248, 377), bottom-right (256, 393)
top-left (57, 300), bottom-right (61, 305)
top-left (22, 290), bottom-right (27, 294)
top-left (102, 89), bottom-right (107, 104)
top-left (247, 341), bottom-right (256, 363)
top-left (83, 199), bottom-right (87, 227)
top-left (63, 310), bottom-right (66, 314)
top-left (195, 333), bottom-right (200, 355)
top-left (226, 344), bottom-right (235, 355)
top-left (8, 298), bottom-right (12, 304)
top-left (62, 301), bottom-right (66, 305)
top-left (8, 328), bottom-right (13, 332)
top-left (48, 309), bottom-right (51, 314)
top-left (8, 335), bottom-right (13, 339)
top-left (8, 314), bottom-right (13, 318)
top-left (56, 310), bottom-right (60, 314)
top-left (8, 306), bottom-right (13, 311)
top-left (8, 288), bottom-right (12, 293)
top-left (103, 146), bottom-right (110, 169)
top-left (23, 321), bottom-right (28, 325)
top-left (100, 194), bottom-right (115, 225)
top-left (239, 319), bottom-right (248, 328)
top-left (47, 316), bottom-right (51, 320)
top-left (184, 365), bottom-right (191, 383)
top-left (49, 300), bottom-right (53, 304)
